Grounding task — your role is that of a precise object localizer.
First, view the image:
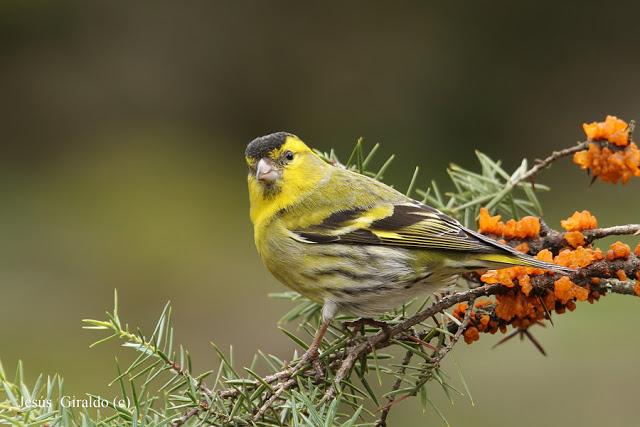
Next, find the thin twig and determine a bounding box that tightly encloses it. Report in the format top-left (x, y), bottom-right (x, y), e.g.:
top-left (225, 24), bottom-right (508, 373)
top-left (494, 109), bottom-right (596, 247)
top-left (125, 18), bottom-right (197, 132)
top-left (492, 224), bottom-right (640, 255)
top-left (253, 378), bottom-right (296, 421)
top-left (432, 297), bottom-right (475, 365)
top-left (171, 406), bottom-right (203, 426)
top-left (376, 350), bottom-right (414, 427)
top-left (323, 342), bottom-right (364, 401)
top-left (584, 224), bottom-right (640, 242)
top-left (218, 368), bottom-right (295, 399)
top-left (516, 141), bottom-right (590, 185)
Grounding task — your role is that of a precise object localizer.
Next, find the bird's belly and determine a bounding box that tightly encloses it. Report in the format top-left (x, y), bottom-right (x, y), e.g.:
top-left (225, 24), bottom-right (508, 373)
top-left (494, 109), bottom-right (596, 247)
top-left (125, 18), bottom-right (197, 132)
top-left (329, 272), bottom-right (458, 318)
top-left (261, 237), bottom-right (455, 315)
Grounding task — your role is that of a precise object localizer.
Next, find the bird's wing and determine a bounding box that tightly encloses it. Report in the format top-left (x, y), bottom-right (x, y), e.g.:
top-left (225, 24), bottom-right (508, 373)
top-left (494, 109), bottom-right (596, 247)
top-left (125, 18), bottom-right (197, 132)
top-left (292, 202), bottom-right (500, 253)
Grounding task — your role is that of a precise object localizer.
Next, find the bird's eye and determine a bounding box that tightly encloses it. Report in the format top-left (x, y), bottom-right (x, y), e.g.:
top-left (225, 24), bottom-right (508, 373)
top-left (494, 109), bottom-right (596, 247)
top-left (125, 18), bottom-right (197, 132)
top-left (284, 151), bottom-right (294, 162)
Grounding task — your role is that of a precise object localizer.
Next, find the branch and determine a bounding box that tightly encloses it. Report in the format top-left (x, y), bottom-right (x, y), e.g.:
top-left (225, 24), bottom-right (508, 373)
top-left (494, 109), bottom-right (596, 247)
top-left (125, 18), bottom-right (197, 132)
top-left (171, 406), bottom-right (203, 427)
top-left (161, 212), bottom-right (640, 424)
top-left (253, 378), bottom-right (296, 421)
top-left (376, 349), bottom-right (413, 427)
top-left (74, 133), bottom-right (639, 426)
top-left (432, 297), bottom-right (475, 365)
top-left (584, 224), bottom-right (640, 242)
top-left (216, 250), bottom-right (639, 409)
top-left (516, 141), bottom-right (590, 185)
top-left (492, 222), bottom-right (640, 255)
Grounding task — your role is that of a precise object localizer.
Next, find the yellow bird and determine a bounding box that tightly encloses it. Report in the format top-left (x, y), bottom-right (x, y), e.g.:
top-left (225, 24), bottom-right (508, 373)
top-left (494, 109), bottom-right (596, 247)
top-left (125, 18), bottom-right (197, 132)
top-left (246, 132), bottom-right (571, 363)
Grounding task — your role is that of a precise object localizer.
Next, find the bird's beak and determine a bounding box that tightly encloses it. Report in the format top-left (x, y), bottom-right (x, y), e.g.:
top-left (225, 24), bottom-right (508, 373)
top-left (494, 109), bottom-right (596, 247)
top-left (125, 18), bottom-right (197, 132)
top-left (256, 158), bottom-right (279, 183)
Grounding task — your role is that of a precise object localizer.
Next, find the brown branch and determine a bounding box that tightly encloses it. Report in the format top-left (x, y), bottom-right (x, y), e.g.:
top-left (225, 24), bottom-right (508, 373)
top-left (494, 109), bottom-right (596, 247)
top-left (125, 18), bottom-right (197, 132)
top-left (253, 378), bottom-right (296, 421)
top-left (516, 141), bottom-right (590, 185)
top-left (155, 349), bottom-right (213, 426)
top-left (218, 368), bottom-right (295, 399)
top-left (492, 224), bottom-right (640, 255)
top-left (376, 298), bottom-right (477, 425)
top-left (432, 297), bottom-right (475, 365)
top-left (323, 341), bottom-right (364, 401)
top-left (596, 279), bottom-right (637, 295)
top-left (376, 349), bottom-right (414, 427)
top-left (234, 255), bottom-right (638, 405)
top-left (171, 406), bottom-right (203, 427)
top-left (584, 224), bottom-right (640, 242)
top-left (217, 252), bottom-right (639, 417)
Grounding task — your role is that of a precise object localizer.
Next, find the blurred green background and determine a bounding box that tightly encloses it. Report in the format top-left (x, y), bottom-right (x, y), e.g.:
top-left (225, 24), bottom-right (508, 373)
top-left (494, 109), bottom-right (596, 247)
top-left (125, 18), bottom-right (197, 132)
top-left (1, 1), bottom-right (640, 425)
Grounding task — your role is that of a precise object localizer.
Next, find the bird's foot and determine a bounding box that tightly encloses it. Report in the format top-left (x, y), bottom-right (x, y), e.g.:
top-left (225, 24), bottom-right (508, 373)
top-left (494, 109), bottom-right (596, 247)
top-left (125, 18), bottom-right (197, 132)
top-left (292, 346), bottom-right (325, 383)
top-left (293, 346), bottom-right (318, 369)
top-left (343, 318), bottom-right (391, 338)
top-left (312, 358), bottom-right (325, 383)
top-left (434, 289), bottom-right (454, 302)
top-left (291, 318), bottom-right (330, 382)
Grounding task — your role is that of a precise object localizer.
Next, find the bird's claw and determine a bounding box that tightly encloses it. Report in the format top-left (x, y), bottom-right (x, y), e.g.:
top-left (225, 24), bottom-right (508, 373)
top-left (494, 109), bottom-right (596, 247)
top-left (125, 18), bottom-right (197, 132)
top-left (343, 318), bottom-right (391, 339)
top-left (292, 347), bottom-right (325, 383)
top-left (312, 358), bottom-right (325, 383)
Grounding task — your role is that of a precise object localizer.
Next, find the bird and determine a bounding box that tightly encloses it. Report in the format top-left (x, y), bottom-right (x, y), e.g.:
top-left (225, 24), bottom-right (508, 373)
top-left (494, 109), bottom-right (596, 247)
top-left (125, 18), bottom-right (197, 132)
top-left (245, 131), bottom-right (572, 365)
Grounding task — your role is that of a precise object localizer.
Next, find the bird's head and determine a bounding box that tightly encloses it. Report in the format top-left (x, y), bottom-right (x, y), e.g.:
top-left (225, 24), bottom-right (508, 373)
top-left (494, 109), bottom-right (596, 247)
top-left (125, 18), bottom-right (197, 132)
top-left (246, 132), bottom-right (329, 193)
top-left (245, 132), bottom-right (332, 223)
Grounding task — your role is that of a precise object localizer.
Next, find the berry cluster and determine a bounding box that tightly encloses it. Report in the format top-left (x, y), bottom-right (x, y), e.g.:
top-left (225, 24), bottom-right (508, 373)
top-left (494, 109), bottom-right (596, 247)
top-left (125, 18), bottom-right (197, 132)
top-left (454, 209), bottom-right (639, 345)
top-left (573, 115), bottom-right (640, 184)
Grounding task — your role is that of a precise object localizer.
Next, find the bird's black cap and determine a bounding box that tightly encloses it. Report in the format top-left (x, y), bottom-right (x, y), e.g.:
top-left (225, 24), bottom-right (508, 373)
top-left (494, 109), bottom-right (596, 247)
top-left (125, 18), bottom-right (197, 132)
top-left (245, 132), bottom-right (294, 159)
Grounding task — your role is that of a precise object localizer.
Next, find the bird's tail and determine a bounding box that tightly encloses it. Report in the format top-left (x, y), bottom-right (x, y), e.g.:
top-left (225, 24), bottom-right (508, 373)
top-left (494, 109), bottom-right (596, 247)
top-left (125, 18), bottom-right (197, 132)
top-left (477, 252), bottom-right (575, 275)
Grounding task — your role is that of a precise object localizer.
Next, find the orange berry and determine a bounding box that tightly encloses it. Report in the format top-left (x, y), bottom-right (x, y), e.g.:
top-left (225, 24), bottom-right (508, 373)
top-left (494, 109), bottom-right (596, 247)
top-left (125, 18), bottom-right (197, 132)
top-left (574, 286), bottom-right (589, 302)
top-left (536, 249), bottom-right (554, 263)
top-left (452, 302), bottom-right (469, 320)
top-left (564, 231), bottom-right (586, 248)
top-left (503, 219), bottom-right (517, 238)
top-left (554, 276), bottom-right (588, 304)
top-left (616, 270), bottom-right (628, 281)
top-left (514, 216), bottom-right (541, 239)
top-left (573, 149), bottom-right (591, 169)
top-left (554, 276), bottom-right (574, 304)
top-left (477, 208), bottom-right (540, 239)
top-left (582, 115), bottom-right (629, 146)
top-left (474, 299), bottom-right (492, 309)
top-left (588, 290), bottom-right (601, 304)
top-left (478, 208), bottom-right (503, 235)
top-left (607, 241), bottom-right (631, 260)
top-left (463, 327), bottom-right (480, 344)
top-left (519, 274), bottom-right (533, 296)
top-left (542, 290), bottom-right (556, 311)
top-left (495, 294), bottom-right (517, 321)
top-left (480, 270), bottom-right (499, 285)
top-left (635, 243), bottom-right (640, 257)
top-left (480, 268), bottom-right (522, 287)
top-left (573, 142), bottom-right (640, 184)
top-left (480, 314), bottom-right (490, 328)
top-left (554, 247), bottom-right (603, 269)
top-left (561, 210), bottom-right (598, 231)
